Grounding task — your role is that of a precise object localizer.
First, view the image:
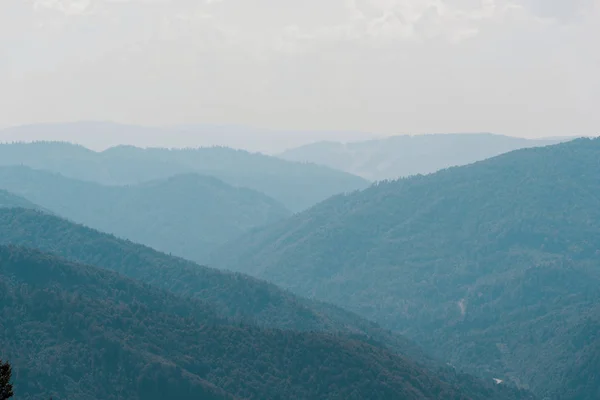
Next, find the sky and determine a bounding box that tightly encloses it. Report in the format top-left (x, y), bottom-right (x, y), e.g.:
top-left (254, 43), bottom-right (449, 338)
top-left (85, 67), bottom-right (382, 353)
top-left (0, 0), bottom-right (598, 139)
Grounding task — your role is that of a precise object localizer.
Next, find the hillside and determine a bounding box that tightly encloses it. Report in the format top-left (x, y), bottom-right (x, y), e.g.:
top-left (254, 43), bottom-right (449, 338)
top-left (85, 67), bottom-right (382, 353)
top-left (0, 166), bottom-right (289, 263)
top-left (0, 141), bottom-right (369, 211)
top-left (212, 138), bottom-right (600, 399)
top-left (279, 133), bottom-right (565, 180)
top-left (111, 146), bottom-right (370, 211)
top-left (0, 248), bottom-right (235, 400)
top-left (552, 311), bottom-right (600, 400)
top-left (0, 246), bottom-right (535, 399)
top-left (0, 207), bottom-right (419, 355)
top-left (0, 245), bottom-right (529, 400)
top-left (0, 189), bottom-right (39, 210)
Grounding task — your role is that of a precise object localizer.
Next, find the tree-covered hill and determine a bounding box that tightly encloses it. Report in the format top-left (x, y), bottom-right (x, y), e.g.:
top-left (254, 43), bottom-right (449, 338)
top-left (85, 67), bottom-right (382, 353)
top-left (0, 246), bottom-right (533, 400)
top-left (211, 138), bottom-right (600, 399)
top-left (0, 141), bottom-right (369, 211)
top-left (0, 246), bottom-right (236, 400)
top-left (0, 166), bottom-right (289, 263)
top-left (104, 145), bottom-right (370, 211)
top-left (0, 207), bottom-right (417, 356)
top-left (552, 311), bottom-right (600, 400)
top-left (0, 189), bottom-right (39, 210)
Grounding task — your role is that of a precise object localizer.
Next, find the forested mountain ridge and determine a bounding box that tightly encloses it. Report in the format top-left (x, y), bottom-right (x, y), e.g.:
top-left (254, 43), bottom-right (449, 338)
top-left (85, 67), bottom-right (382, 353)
top-left (0, 207), bottom-right (418, 354)
top-left (211, 138), bottom-right (600, 399)
top-left (0, 166), bottom-right (289, 263)
top-left (1, 245), bottom-right (498, 400)
top-left (104, 145), bottom-right (369, 211)
top-left (0, 141), bottom-right (369, 211)
top-left (552, 312), bottom-right (600, 400)
top-left (0, 189), bottom-right (40, 210)
top-left (0, 245), bottom-right (236, 400)
top-left (0, 244), bottom-right (535, 399)
top-left (279, 133), bottom-right (565, 180)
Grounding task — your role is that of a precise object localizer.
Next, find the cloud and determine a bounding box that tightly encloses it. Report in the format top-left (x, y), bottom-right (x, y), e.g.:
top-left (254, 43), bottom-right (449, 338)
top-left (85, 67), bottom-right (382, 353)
top-left (187, 0), bottom-right (591, 53)
top-left (0, 0), bottom-right (598, 138)
top-left (12, 0), bottom-right (590, 54)
top-left (32, 0), bottom-right (93, 15)
top-left (519, 0), bottom-right (596, 21)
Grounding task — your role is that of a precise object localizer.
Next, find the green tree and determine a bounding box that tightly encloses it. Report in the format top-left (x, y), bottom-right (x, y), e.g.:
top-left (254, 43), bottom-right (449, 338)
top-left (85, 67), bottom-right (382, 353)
top-left (0, 359), bottom-right (14, 400)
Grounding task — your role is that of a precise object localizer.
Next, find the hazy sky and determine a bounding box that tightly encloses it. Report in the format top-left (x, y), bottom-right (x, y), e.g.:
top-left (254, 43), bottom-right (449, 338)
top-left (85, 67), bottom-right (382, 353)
top-left (1, 0), bottom-right (598, 138)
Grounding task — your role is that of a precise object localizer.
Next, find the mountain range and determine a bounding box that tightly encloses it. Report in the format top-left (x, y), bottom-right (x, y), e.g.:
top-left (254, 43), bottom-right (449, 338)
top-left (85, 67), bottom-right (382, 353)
top-left (279, 133), bottom-right (567, 180)
top-left (0, 189), bottom-right (39, 210)
top-left (1, 132), bottom-right (599, 399)
top-left (0, 208), bottom-right (532, 400)
top-left (0, 141), bottom-right (368, 211)
top-left (0, 166), bottom-right (289, 263)
top-left (0, 207), bottom-right (397, 338)
top-left (212, 137), bottom-right (600, 399)
top-left (0, 121), bottom-right (379, 154)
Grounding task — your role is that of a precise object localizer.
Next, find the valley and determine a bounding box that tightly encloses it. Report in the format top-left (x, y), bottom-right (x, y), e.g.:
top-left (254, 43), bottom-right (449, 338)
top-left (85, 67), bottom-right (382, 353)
top-left (0, 135), bottom-right (597, 399)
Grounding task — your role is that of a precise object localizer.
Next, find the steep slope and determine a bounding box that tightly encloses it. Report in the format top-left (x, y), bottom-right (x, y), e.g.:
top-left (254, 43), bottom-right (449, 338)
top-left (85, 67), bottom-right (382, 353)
top-left (0, 189), bottom-right (39, 209)
top-left (553, 311), bottom-right (600, 400)
top-left (212, 138), bottom-right (600, 399)
top-left (0, 207), bottom-right (418, 355)
top-left (0, 245), bottom-right (526, 400)
top-left (279, 133), bottom-right (565, 180)
top-left (0, 166), bottom-right (289, 262)
top-left (0, 141), bottom-right (369, 211)
top-left (0, 246), bottom-right (236, 400)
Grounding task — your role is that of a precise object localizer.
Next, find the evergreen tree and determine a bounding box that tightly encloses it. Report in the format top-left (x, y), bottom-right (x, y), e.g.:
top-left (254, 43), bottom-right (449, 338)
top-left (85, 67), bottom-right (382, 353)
top-left (0, 359), bottom-right (14, 400)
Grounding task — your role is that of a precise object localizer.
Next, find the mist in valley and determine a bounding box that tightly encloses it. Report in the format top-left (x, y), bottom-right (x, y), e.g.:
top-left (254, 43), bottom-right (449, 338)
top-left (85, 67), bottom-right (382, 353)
top-left (1, 1), bottom-right (599, 400)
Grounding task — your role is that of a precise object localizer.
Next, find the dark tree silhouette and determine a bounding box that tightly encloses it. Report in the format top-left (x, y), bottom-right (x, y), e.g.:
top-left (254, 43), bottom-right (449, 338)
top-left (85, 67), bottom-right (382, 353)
top-left (0, 359), bottom-right (14, 400)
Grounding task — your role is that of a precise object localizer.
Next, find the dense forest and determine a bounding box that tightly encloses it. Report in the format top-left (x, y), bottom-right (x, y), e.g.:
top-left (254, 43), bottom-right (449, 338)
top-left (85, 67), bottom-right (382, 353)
top-left (1, 136), bottom-right (598, 399)
top-left (212, 138), bottom-right (600, 399)
top-left (0, 166), bottom-right (289, 263)
top-left (280, 133), bottom-right (563, 180)
top-left (0, 246), bottom-right (533, 400)
top-left (0, 141), bottom-right (369, 211)
top-left (0, 207), bottom-right (418, 353)
top-left (1, 1), bottom-right (595, 397)
top-left (0, 190), bottom-right (39, 210)
top-left (0, 359), bottom-right (13, 400)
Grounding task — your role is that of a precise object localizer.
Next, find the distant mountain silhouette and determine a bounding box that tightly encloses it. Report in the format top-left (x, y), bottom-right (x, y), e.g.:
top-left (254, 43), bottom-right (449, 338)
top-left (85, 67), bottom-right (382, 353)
top-left (213, 138), bottom-right (600, 399)
top-left (279, 133), bottom-right (567, 180)
top-left (0, 141), bottom-right (369, 211)
top-left (0, 166), bottom-right (289, 263)
top-left (0, 121), bottom-right (379, 154)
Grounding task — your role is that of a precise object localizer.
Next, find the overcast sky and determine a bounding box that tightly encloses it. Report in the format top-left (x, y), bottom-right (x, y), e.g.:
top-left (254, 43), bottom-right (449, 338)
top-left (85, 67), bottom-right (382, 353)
top-left (1, 0), bottom-right (598, 138)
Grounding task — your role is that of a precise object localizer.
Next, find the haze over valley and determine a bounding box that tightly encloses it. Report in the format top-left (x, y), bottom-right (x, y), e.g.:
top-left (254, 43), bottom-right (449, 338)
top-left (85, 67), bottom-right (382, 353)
top-left (279, 133), bottom-right (568, 180)
top-left (1, 0), bottom-right (599, 399)
top-left (0, 132), bottom-right (598, 399)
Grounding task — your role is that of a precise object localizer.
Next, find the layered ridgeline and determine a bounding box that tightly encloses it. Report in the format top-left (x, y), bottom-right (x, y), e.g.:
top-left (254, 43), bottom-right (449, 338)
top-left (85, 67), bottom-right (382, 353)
top-left (0, 121), bottom-right (378, 154)
top-left (0, 167), bottom-right (289, 263)
top-left (0, 208), bottom-right (417, 353)
top-left (1, 246), bottom-right (235, 400)
top-left (212, 138), bottom-right (600, 399)
top-left (279, 133), bottom-right (565, 181)
top-left (0, 189), bottom-right (40, 210)
top-left (0, 246), bottom-right (504, 400)
top-left (0, 212), bottom-right (533, 400)
top-left (0, 141), bottom-right (368, 211)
